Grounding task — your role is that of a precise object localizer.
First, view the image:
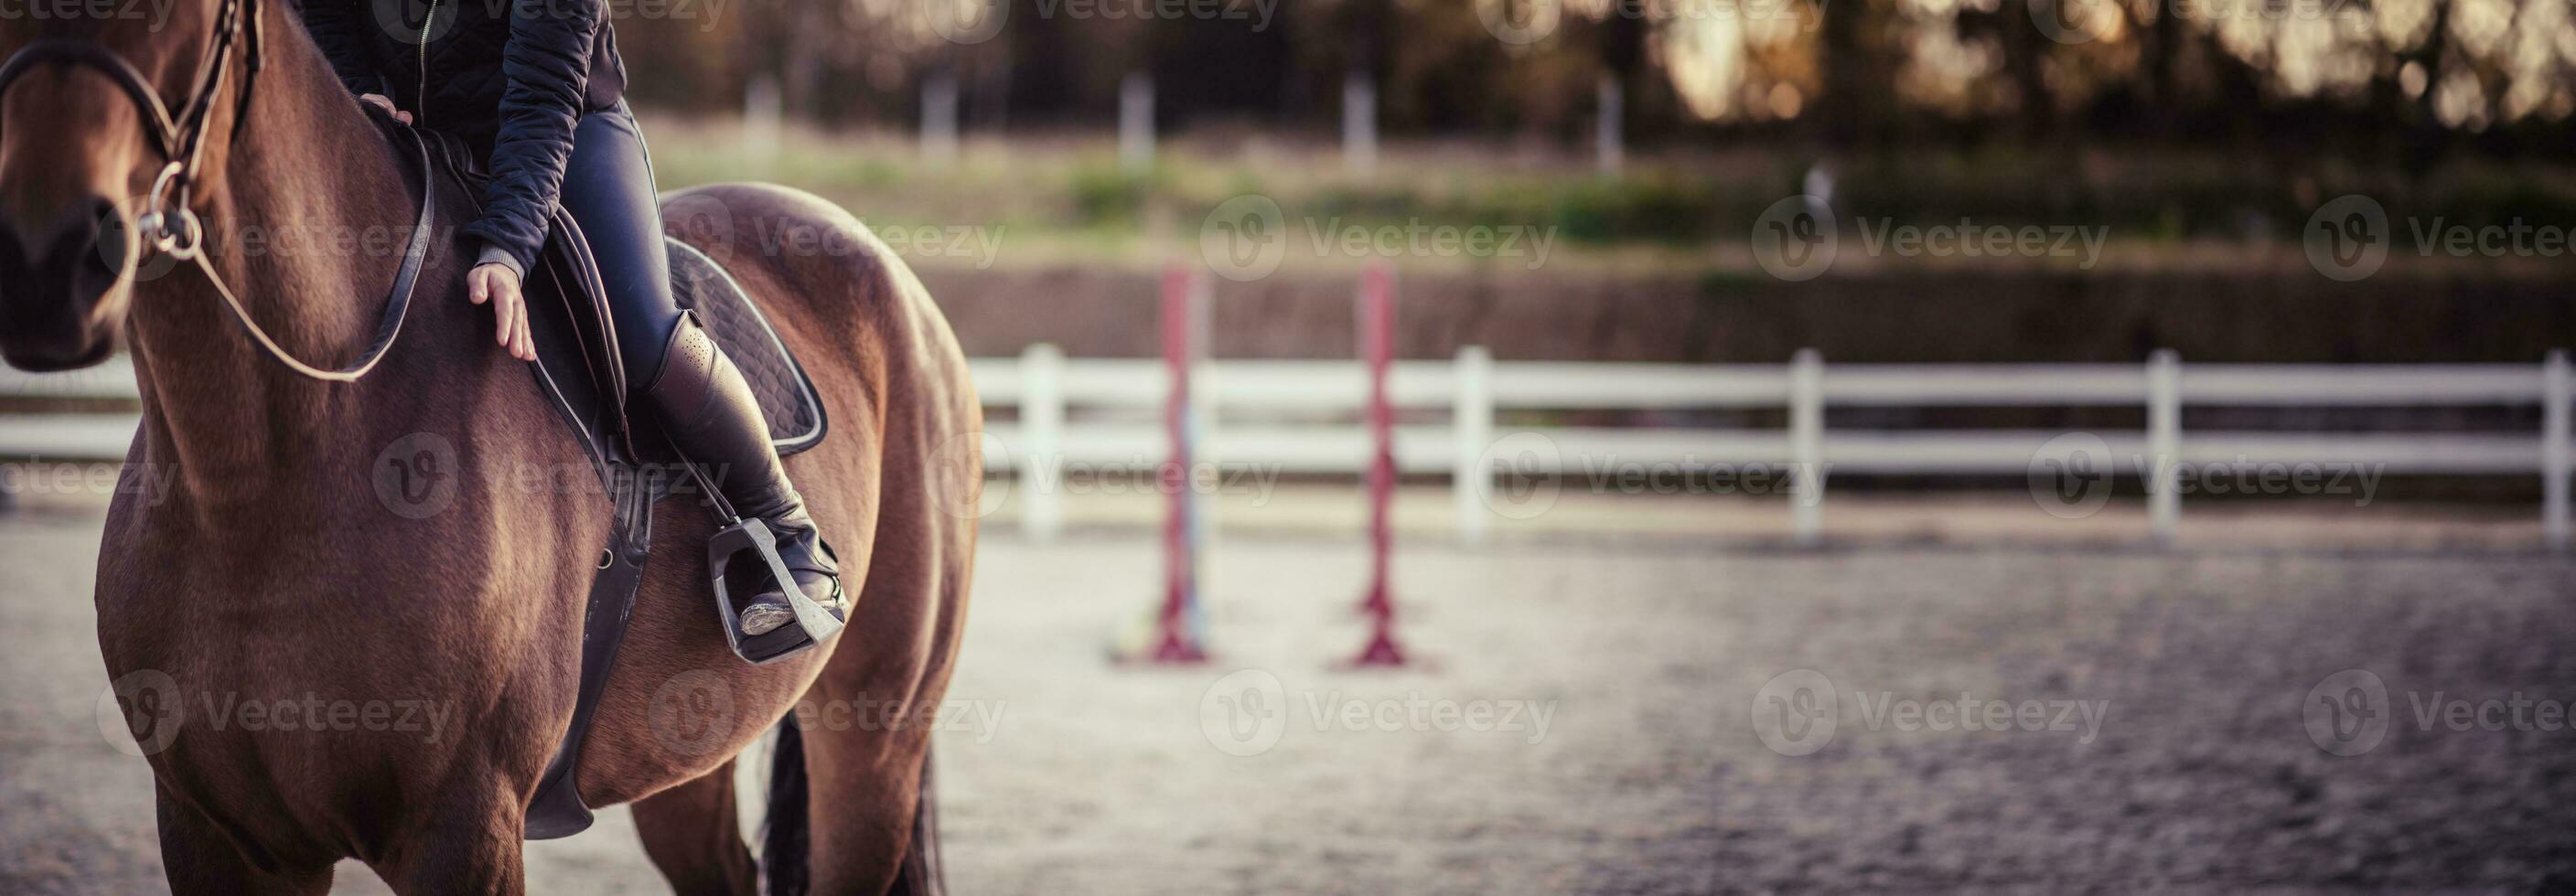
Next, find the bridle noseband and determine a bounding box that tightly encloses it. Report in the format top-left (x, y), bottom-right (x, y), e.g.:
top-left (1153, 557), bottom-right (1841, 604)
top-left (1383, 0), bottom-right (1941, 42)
top-left (0, 0), bottom-right (263, 259)
top-left (0, 0), bottom-right (436, 383)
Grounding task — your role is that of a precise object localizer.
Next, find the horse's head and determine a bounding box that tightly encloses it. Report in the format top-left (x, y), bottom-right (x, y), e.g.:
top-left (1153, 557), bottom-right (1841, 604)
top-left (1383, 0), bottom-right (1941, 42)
top-left (0, 0), bottom-right (241, 371)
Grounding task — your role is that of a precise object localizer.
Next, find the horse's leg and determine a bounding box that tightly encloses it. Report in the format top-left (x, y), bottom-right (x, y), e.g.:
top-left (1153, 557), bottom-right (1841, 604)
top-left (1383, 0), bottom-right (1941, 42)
top-left (370, 786), bottom-right (528, 896)
top-left (155, 782), bottom-right (334, 895)
top-left (797, 727), bottom-right (928, 894)
top-left (798, 440), bottom-right (967, 895)
top-left (632, 759), bottom-right (758, 895)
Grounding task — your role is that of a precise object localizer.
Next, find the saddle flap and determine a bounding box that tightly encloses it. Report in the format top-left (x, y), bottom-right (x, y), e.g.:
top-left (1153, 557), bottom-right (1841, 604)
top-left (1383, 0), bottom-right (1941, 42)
top-left (406, 123), bottom-right (837, 840)
top-left (663, 239), bottom-right (829, 457)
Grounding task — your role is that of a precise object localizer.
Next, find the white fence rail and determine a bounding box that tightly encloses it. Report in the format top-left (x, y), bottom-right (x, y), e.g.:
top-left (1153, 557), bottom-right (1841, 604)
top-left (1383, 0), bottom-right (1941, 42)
top-left (7, 350), bottom-right (2571, 547)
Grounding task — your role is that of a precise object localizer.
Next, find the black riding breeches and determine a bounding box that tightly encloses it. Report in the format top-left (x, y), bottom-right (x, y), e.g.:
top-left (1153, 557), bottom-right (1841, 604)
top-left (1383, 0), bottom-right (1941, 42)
top-left (556, 102), bottom-right (681, 389)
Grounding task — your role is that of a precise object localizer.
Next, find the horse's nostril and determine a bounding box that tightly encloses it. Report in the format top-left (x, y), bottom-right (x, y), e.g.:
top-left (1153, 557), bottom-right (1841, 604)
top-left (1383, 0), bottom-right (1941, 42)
top-left (0, 215), bottom-right (23, 276)
top-left (74, 227), bottom-right (123, 300)
top-left (89, 200), bottom-right (130, 262)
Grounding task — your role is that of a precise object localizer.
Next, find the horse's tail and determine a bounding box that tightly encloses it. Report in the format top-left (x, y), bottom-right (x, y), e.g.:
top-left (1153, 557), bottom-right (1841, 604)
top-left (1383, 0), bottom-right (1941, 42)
top-left (891, 751), bottom-right (945, 896)
top-left (760, 713), bottom-right (810, 896)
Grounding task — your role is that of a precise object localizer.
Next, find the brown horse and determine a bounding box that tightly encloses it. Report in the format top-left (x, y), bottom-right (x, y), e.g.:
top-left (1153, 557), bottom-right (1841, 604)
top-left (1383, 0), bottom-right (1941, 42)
top-left (0, 1), bottom-right (977, 893)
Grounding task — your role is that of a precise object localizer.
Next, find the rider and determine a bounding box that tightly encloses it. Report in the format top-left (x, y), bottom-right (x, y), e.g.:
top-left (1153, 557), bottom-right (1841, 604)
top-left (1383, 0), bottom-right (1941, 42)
top-left (296, 0), bottom-right (837, 642)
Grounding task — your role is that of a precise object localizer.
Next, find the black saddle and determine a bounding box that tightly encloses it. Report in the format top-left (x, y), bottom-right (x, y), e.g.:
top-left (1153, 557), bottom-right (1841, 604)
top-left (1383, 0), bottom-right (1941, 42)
top-left (416, 130), bottom-right (832, 839)
top-left (524, 233), bottom-right (829, 470)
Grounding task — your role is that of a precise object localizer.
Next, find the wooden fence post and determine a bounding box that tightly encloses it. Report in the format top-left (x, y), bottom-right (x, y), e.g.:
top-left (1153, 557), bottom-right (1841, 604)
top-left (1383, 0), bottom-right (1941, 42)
top-left (1020, 343), bottom-right (1064, 541)
top-left (2148, 349), bottom-right (2182, 545)
top-left (1454, 346), bottom-right (1493, 545)
top-left (1790, 349), bottom-right (1823, 546)
top-left (2546, 349), bottom-right (2570, 549)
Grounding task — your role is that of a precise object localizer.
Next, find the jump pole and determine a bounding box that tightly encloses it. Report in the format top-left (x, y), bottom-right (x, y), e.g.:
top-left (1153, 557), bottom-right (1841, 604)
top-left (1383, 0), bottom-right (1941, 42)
top-left (1128, 263), bottom-right (1211, 664)
top-left (1346, 264), bottom-right (1409, 667)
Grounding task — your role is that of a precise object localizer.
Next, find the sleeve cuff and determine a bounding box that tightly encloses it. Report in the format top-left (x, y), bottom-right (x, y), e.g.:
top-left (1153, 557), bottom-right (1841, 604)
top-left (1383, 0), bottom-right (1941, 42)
top-left (475, 243), bottom-right (527, 280)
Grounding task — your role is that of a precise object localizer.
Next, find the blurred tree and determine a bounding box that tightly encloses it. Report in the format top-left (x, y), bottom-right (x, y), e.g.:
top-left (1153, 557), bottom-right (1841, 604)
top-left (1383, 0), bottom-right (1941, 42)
top-left (590, 0), bottom-right (2576, 159)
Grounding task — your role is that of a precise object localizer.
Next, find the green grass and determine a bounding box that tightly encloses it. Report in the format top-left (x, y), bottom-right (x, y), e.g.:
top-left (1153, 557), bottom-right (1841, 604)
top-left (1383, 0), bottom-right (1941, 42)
top-left (638, 112), bottom-right (2576, 274)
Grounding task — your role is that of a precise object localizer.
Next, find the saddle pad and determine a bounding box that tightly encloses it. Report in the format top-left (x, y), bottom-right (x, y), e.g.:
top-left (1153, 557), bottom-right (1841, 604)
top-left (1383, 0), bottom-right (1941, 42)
top-left (665, 238), bottom-right (827, 455)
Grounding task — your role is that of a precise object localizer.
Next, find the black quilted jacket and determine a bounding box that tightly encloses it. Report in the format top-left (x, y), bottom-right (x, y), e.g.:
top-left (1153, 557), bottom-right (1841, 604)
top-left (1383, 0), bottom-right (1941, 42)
top-left (298, 0), bottom-right (628, 274)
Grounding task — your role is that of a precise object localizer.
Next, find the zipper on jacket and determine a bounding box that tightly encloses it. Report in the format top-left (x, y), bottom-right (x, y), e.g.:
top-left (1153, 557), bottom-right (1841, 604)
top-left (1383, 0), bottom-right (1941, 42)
top-left (414, 0), bottom-right (440, 127)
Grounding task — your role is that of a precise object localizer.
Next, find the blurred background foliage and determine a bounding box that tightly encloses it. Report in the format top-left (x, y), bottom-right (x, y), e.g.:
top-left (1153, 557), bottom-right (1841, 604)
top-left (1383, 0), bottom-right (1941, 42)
top-left (617, 0), bottom-right (2576, 253)
top-left (606, 0), bottom-right (2576, 363)
top-left (628, 0), bottom-right (2576, 153)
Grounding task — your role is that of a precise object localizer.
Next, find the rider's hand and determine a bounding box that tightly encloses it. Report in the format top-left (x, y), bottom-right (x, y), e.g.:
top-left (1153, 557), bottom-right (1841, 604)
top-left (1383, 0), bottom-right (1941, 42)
top-left (469, 262), bottom-right (535, 361)
top-left (357, 93), bottom-right (412, 124)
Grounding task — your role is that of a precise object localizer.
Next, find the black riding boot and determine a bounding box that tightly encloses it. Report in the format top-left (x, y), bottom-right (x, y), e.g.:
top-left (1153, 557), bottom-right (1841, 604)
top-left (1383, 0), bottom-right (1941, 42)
top-left (639, 312), bottom-right (843, 638)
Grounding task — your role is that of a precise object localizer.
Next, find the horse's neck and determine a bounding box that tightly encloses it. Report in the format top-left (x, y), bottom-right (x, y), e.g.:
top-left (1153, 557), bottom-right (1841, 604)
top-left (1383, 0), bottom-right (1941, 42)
top-left (124, 8), bottom-right (453, 508)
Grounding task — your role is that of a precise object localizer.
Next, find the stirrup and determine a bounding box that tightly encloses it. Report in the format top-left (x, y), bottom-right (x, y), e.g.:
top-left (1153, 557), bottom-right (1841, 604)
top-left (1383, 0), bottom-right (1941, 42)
top-left (707, 517), bottom-right (847, 665)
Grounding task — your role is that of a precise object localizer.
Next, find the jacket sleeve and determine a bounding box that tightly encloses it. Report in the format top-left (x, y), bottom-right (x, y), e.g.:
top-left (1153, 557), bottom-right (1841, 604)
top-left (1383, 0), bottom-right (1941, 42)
top-left (296, 0), bottom-right (389, 97)
top-left (459, 0), bottom-right (600, 275)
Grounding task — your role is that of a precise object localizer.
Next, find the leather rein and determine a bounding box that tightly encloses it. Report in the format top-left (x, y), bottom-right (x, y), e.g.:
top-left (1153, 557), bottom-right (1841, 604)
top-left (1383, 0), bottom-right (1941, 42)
top-left (0, 0), bottom-right (434, 382)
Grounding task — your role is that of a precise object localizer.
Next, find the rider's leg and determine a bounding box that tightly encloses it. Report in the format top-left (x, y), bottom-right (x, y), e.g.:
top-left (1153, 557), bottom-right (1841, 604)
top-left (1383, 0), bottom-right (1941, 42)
top-left (557, 102), bottom-right (842, 637)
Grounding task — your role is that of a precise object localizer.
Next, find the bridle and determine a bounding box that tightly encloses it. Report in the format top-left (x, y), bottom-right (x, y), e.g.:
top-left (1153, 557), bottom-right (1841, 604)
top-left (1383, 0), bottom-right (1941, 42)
top-left (0, 0), bottom-right (435, 382)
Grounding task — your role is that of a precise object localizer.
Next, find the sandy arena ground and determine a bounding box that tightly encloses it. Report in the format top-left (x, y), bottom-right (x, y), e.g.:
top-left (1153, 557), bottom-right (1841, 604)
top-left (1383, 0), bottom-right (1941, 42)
top-left (5, 491), bottom-right (2576, 893)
